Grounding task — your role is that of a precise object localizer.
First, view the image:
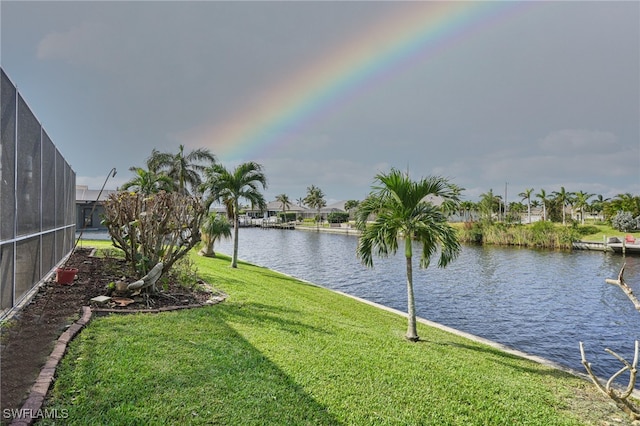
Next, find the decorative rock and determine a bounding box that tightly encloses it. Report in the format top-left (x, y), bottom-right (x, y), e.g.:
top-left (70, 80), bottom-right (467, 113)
top-left (90, 295), bottom-right (111, 304)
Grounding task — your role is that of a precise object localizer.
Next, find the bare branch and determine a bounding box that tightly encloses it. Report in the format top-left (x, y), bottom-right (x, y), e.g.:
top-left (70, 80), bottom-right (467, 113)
top-left (579, 341), bottom-right (639, 420)
top-left (605, 263), bottom-right (640, 312)
top-left (103, 191), bottom-right (205, 287)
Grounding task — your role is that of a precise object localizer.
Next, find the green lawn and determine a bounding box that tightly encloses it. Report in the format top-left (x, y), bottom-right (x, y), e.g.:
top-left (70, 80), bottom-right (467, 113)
top-left (42, 244), bottom-right (633, 425)
top-left (575, 223), bottom-right (639, 242)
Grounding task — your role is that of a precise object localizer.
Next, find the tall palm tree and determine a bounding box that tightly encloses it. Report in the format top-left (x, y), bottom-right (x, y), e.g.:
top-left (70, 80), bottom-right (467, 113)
top-left (304, 185), bottom-right (326, 230)
top-left (552, 187), bottom-right (574, 225)
top-left (535, 189), bottom-right (549, 222)
top-left (478, 189), bottom-right (501, 222)
top-left (198, 213), bottom-right (232, 257)
top-left (151, 144), bottom-right (216, 194)
top-left (440, 183), bottom-right (465, 216)
top-left (590, 194), bottom-right (610, 221)
top-left (275, 193), bottom-right (292, 223)
top-left (355, 169), bottom-right (461, 341)
top-left (202, 161), bottom-right (267, 268)
top-left (459, 200), bottom-right (476, 222)
top-left (573, 191), bottom-right (594, 225)
top-left (120, 167), bottom-right (174, 195)
top-left (518, 188), bottom-right (534, 224)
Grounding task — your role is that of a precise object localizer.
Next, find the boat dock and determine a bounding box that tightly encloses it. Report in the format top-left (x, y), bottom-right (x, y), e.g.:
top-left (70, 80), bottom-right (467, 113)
top-left (258, 222), bottom-right (295, 230)
top-left (572, 236), bottom-right (640, 255)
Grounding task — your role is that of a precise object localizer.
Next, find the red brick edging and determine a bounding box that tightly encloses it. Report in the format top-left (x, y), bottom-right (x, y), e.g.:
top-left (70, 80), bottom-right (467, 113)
top-left (10, 306), bottom-right (91, 426)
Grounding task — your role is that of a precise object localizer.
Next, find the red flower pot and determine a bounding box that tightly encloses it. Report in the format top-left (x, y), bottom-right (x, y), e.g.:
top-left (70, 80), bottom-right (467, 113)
top-left (56, 267), bottom-right (78, 285)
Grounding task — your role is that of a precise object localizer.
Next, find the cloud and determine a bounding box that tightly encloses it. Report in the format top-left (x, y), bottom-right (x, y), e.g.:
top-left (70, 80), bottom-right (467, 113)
top-left (37, 22), bottom-right (113, 69)
top-left (261, 156), bottom-right (389, 200)
top-left (538, 129), bottom-right (618, 154)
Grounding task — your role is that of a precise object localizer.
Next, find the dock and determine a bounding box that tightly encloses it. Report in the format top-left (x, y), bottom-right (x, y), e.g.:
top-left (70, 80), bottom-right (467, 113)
top-left (572, 241), bottom-right (610, 252)
top-left (572, 236), bottom-right (640, 255)
top-left (258, 222), bottom-right (296, 230)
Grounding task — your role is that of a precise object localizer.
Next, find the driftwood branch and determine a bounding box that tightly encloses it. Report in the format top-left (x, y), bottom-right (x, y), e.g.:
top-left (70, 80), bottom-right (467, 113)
top-left (605, 263), bottom-right (640, 312)
top-left (579, 341), bottom-right (639, 420)
top-left (127, 262), bottom-right (164, 293)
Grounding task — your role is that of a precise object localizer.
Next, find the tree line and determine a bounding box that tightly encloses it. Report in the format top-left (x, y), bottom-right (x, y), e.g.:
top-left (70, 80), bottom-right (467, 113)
top-left (470, 188), bottom-right (640, 228)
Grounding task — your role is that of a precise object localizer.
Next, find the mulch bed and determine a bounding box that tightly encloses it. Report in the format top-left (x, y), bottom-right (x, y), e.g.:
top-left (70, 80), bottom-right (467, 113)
top-left (0, 248), bottom-right (223, 424)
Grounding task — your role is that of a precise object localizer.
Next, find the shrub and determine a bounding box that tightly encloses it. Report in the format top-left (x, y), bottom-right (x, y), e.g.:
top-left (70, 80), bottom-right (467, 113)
top-left (102, 191), bottom-right (205, 281)
top-left (611, 211), bottom-right (639, 232)
top-left (327, 212), bottom-right (349, 223)
top-left (458, 222), bottom-right (483, 243)
top-left (576, 225), bottom-right (600, 236)
top-left (277, 212), bottom-right (297, 222)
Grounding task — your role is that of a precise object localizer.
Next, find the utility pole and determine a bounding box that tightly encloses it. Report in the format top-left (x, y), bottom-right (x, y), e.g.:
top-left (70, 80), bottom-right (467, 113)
top-left (504, 182), bottom-right (508, 221)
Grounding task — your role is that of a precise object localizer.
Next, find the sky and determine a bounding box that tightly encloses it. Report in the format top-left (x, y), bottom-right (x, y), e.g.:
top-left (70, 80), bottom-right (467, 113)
top-left (1, 1), bottom-right (638, 205)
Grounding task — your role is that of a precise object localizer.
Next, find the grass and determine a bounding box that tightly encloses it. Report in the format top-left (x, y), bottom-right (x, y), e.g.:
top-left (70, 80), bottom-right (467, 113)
top-left (42, 243), bottom-right (634, 425)
top-left (453, 221), bottom-right (640, 248)
top-left (574, 223), bottom-right (640, 242)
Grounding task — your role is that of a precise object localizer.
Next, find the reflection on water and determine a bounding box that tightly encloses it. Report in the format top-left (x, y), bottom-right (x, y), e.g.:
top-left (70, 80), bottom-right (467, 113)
top-left (215, 228), bottom-right (640, 384)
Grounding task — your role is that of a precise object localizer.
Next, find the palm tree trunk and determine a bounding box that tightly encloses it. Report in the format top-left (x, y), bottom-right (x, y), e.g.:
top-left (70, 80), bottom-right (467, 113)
top-left (405, 239), bottom-right (419, 341)
top-left (232, 201), bottom-right (239, 268)
top-left (198, 236), bottom-right (215, 257)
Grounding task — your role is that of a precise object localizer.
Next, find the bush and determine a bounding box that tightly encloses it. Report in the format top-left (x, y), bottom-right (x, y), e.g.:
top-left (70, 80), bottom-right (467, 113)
top-left (575, 225), bottom-right (600, 236)
top-left (611, 211), bottom-right (639, 232)
top-left (277, 212), bottom-right (297, 222)
top-left (102, 191), bottom-right (205, 282)
top-left (327, 212), bottom-right (349, 223)
top-left (458, 220), bottom-right (579, 249)
top-left (458, 222), bottom-right (483, 243)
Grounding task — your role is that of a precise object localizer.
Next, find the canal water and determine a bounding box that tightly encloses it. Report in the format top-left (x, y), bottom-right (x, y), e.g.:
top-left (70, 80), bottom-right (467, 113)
top-left (214, 227), bottom-right (640, 384)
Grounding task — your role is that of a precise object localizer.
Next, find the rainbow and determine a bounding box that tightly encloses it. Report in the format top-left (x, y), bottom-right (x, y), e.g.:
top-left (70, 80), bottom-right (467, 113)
top-left (185, 1), bottom-right (526, 161)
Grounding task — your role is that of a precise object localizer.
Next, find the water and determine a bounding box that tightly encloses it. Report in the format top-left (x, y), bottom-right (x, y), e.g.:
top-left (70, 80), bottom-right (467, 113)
top-left (215, 227), bottom-right (640, 384)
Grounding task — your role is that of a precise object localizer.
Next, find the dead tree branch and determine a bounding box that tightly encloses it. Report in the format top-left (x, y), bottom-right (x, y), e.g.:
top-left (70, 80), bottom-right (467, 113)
top-left (605, 263), bottom-right (640, 312)
top-left (579, 341), bottom-right (639, 420)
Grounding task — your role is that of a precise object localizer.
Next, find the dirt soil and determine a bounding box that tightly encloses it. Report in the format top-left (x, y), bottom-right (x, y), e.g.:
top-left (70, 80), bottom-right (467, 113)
top-left (0, 248), bottom-right (216, 420)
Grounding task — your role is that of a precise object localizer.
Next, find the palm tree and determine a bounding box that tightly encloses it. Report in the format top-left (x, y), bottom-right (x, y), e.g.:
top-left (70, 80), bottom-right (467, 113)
top-left (518, 188), bottom-right (534, 224)
top-left (478, 189), bottom-right (501, 222)
top-left (202, 161), bottom-right (267, 268)
top-left (151, 144), bottom-right (216, 194)
top-left (344, 200), bottom-right (360, 220)
top-left (440, 183), bottom-right (465, 216)
top-left (535, 189), bottom-right (549, 222)
top-left (355, 169), bottom-right (461, 341)
top-left (304, 185), bottom-right (326, 230)
top-left (552, 187), bottom-right (573, 225)
top-left (606, 193), bottom-right (640, 219)
top-left (275, 193), bottom-right (292, 223)
top-left (198, 213), bottom-right (232, 257)
top-left (120, 167), bottom-right (174, 195)
top-left (459, 200), bottom-right (476, 222)
top-left (590, 194), bottom-right (610, 221)
top-left (573, 191), bottom-right (594, 225)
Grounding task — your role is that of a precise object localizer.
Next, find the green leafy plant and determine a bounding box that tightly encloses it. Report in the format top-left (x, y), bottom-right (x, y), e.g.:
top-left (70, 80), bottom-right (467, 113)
top-left (171, 256), bottom-right (200, 290)
top-left (611, 211), bottom-right (639, 232)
